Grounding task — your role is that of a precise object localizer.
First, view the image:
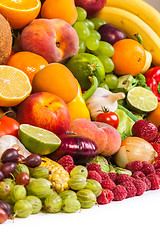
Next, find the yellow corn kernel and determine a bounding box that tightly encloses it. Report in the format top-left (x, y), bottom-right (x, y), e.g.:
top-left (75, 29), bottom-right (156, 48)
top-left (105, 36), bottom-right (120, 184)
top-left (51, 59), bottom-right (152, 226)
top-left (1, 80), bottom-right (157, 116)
top-left (41, 157), bottom-right (70, 193)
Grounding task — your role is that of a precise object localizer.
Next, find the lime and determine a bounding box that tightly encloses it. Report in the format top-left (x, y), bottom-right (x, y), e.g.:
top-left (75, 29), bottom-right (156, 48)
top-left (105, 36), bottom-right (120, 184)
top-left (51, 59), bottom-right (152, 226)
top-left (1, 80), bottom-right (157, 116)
top-left (66, 53), bottom-right (105, 91)
top-left (18, 124), bottom-right (61, 155)
top-left (126, 87), bottom-right (158, 114)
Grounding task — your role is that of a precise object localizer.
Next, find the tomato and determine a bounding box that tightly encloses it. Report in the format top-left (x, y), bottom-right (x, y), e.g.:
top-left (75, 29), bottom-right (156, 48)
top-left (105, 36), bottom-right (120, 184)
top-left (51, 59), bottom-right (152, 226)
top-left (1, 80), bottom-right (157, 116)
top-left (0, 115), bottom-right (20, 137)
top-left (95, 111), bottom-right (119, 129)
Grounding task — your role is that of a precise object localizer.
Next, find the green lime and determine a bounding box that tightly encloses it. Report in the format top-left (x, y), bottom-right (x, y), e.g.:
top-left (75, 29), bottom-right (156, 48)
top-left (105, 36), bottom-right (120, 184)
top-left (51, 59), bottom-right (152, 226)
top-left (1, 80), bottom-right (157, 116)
top-left (18, 124), bottom-right (61, 155)
top-left (126, 87), bottom-right (158, 114)
top-left (66, 53), bottom-right (105, 91)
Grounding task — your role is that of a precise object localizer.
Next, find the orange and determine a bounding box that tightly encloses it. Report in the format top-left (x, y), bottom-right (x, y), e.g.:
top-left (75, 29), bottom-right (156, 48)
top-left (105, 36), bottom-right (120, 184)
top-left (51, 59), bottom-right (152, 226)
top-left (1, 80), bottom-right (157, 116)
top-left (7, 51), bottom-right (48, 84)
top-left (41, 0), bottom-right (78, 25)
top-left (0, 0), bottom-right (41, 29)
top-left (32, 63), bottom-right (78, 103)
top-left (111, 39), bottom-right (146, 76)
top-left (146, 102), bottom-right (160, 127)
top-left (0, 65), bottom-right (32, 107)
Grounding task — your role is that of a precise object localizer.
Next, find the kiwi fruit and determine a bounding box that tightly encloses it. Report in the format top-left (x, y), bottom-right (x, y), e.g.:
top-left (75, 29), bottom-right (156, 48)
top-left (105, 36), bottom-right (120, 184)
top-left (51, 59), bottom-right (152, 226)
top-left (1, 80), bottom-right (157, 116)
top-left (0, 14), bottom-right (12, 64)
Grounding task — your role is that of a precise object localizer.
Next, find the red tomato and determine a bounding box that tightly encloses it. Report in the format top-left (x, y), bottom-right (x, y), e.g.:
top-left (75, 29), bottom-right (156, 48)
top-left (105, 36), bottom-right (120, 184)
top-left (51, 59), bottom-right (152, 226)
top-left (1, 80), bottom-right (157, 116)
top-left (95, 111), bottom-right (119, 129)
top-left (0, 115), bottom-right (20, 137)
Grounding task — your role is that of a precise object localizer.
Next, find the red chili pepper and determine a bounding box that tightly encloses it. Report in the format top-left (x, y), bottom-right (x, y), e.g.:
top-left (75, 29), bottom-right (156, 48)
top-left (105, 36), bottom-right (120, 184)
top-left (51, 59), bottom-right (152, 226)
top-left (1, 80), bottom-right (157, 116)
top-left (144, 67), bottom-right (160, 102)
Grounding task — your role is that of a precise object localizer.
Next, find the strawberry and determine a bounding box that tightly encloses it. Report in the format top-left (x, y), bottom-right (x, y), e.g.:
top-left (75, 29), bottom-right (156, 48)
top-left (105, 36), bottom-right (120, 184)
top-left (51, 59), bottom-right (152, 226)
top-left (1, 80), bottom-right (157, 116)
top-left (132, 120), bottom-right (158, 142)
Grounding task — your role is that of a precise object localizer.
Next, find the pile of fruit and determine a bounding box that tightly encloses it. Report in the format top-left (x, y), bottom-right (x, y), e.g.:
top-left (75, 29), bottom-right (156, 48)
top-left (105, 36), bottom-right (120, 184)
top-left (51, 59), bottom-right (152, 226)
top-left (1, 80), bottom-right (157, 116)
top-left (0, 0), bottom-right (160, 224)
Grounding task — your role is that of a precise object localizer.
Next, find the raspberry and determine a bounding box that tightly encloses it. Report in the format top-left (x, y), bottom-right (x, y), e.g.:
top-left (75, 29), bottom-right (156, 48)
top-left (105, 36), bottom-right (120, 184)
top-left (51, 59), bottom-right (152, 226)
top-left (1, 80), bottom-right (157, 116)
top-left (155, 169), bottom-right (160, 178)
top-left (112, 185), bottom-right (127, 201)
top-left (64, 164), bottom-right (76, 174)
top-left (97, 189), bottom-right (114, 205)
top-left (133, 179), bottom-right (146, 196)
top-left (108, 172), bottom-right (117, 182)
top-left (132, 171), bottom-right (145, 179)
top-left (101, 178), bottom-right (116, 191)
top-left (87, 163), bottom-right (101, 173)
top-left (87, 170), bottom-right (102, 183)
top-left (97, 190), bottom-right (109, 205)
top-left (120, 181), bottom-right (137, 198)
top-left (141, 163), bottom-right (155, 176)
top-left (99, 170), bottom-right (110, 180)
top-left (125, 161), bottom-right (143, 173)
top-left (154, 132), bottom-right (160, 144)
top-left (153, 160), bottom-right (160, 169)
top-left (141, 177), bottom-right (151, 191)
top-left (116, 174), bottom-right (133, 184)
top-left (58, 155), bottom-right (74, 168)
top-left (147, 173), bottom-right (160, 190)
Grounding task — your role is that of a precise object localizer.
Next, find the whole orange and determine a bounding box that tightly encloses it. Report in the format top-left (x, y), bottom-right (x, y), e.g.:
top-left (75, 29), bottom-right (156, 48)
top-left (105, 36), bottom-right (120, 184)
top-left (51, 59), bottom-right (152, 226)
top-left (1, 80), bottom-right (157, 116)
top-left (146, 102), bottom-right (160, 127)
top-left (32, 63), bottom-right (78, 103)
top-left (7, 51), bottom-right (48, 84)
top-left (111, 39), bottom-right (146, 76)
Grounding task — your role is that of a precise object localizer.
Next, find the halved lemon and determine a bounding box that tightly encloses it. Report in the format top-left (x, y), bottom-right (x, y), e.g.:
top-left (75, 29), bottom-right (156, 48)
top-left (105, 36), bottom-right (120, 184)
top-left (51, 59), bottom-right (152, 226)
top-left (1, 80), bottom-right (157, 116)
top-left (0, 65), bottom-right (32, 107)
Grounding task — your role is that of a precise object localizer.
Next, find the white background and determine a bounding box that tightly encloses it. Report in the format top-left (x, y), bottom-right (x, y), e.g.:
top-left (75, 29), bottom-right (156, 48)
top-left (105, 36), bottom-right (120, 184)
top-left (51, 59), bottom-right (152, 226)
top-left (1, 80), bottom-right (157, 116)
top-left (1, 1), bottom-right (160, 239)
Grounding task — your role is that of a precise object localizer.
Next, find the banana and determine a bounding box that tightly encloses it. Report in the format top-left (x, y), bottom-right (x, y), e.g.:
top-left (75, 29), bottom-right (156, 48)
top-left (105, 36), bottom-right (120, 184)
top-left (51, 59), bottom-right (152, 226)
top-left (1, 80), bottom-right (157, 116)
top-left (105, 0), bottom-right (160, 38)
top-left (96, 7), bottom-right (160, 66)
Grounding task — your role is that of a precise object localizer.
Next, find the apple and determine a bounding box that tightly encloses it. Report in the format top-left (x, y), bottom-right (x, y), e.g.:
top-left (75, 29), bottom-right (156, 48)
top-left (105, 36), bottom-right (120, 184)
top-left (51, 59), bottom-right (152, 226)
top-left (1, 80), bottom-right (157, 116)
top-left (74, 0), bottom-right (107, 17)
top-left (20, 18), bottom-right (79, 63)
top-left (69, 118), bottom-right (121, 156)
top-left (16, 92), bottom-right (71, 135)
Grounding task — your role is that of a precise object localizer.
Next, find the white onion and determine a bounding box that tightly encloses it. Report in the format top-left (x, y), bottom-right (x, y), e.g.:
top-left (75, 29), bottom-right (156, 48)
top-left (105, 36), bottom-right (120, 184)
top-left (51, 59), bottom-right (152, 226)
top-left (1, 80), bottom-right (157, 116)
top-left (114, 136), bottom-right (157, 168)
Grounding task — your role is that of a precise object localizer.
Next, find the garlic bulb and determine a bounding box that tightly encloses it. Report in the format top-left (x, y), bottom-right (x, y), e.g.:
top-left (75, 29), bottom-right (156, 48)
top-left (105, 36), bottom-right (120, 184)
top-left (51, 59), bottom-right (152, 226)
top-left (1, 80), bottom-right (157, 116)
top-left (86, 87), bottom-right (125, 120)
top-left (0, 135), bottom-right (30, 160)
top-left (114, 136), bottom-right (157, 168)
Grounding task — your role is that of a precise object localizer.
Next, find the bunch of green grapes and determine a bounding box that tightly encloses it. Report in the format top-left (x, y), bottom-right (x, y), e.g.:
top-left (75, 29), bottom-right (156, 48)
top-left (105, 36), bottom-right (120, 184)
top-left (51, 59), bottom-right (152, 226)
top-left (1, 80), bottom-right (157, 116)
top-left (73, 7), bottom-right (119, 90)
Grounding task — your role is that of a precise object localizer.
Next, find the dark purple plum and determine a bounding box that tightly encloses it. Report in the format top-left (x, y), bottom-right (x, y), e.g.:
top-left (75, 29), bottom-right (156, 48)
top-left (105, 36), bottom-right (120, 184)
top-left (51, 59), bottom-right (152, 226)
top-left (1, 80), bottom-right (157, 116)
top-left (48, 134), bottom-right (98, 165)
top-left (98, 23), bottom-right (126, 45)
top-left (1, 148), bottom-right (19, 163)
top-left (0, 162), bottom-right (17, 178)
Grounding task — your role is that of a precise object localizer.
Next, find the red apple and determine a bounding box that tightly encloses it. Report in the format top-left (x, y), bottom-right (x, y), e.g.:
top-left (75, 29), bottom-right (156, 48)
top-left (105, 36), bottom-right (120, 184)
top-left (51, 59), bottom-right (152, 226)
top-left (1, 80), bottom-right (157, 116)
top-left (17, 92), bottom-right (71, 135)
top-left (74, 0), bottom-right (107, 17)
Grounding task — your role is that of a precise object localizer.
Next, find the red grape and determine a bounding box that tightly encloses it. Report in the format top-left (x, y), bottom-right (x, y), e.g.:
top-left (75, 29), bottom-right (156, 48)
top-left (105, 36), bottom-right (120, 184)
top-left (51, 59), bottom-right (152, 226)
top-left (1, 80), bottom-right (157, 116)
top-left (0, 207), bottom-right (8, 224)
top-left (15, 172), bottom-right (30, 187)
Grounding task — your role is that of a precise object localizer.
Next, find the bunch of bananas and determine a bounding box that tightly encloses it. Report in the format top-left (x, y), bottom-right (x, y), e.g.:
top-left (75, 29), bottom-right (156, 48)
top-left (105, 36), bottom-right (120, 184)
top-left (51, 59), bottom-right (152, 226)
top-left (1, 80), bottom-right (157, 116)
top-left (97, 0), bottom-right (160, 66)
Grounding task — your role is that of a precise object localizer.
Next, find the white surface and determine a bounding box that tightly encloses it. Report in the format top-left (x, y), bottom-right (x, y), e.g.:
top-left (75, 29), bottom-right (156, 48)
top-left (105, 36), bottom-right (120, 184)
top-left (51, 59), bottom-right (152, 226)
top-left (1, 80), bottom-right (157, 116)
top-left (1, 189), bottom-right (160, 240)
top-left (1, 1), bottom-right (160, 239)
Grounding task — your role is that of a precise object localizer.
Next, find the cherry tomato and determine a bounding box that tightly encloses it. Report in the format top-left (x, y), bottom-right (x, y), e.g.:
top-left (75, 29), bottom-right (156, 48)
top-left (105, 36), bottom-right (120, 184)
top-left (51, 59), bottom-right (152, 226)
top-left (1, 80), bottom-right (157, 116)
top-left (95, 111), bottom-right (119, 128)
top-left (0, 115), bottom-right (20, 137)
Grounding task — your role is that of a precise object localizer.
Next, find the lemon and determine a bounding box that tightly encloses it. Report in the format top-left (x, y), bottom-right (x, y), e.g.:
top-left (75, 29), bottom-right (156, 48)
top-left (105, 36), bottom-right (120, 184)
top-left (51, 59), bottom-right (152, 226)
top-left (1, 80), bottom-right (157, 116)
top-left (18, 124), bottom-right (61, 155)
top-left (127, 86), bottom-right (158, 113)
top-left (0, 65), bottom-right (32, 107)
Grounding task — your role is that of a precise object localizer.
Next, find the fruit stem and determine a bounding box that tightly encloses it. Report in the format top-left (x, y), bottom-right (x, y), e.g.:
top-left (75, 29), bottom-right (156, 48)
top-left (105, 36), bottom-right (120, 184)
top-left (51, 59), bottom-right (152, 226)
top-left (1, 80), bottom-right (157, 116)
top-left (0, 110), bottom-right (13, 119)
top-left (134, 33), bottom-right (143, 45)
top-left (82, 76), bottom-right (98, 101)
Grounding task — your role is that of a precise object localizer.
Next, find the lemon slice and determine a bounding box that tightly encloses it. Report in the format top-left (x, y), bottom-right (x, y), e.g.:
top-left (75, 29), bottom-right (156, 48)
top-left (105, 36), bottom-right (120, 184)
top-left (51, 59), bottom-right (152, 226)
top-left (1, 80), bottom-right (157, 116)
top-left (18, 124), bottom-right (61, 155)
top-left (0, 65), bottom-right (32, 107)
top-left (127, 86), bottom-right (158, 113)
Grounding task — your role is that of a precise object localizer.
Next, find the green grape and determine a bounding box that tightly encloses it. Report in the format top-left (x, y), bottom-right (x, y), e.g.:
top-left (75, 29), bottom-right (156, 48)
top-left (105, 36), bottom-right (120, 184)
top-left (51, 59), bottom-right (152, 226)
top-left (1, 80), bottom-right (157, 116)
top-left (76, 7), bottom-right (87, 21)
top-left (78, 39), bottom-right (86, 53)
top-left (59, 190), bottom-right (77, 201)
top-left (90, 30), bottom-right (101, 40)
top-left (93, 41), bottom-right (114, 57)
top-left (76, 189), bottom-right (96, 209)
top-left (104, 74), bottom-right (119, 89)
top-left (90, 18), bottom-right (106, 30)
top-left (99, 82), bottom-right (109, 90)
top-left (83, 19), bottom-right (95, 30)
top-left (85, 35), bottom-right (99, 51)
top-left (85, 179), bottom-right (102, 197)
top-left (69, 174), bottom-right (87, 190)
top-left (98, 55), bottom-right (114, 73)
top-left (70, 165), bottom-right (88, 178)
top-left (62, 198), bottom-right (81, 213)
top-left (73, 21), bottom-right (90, 40)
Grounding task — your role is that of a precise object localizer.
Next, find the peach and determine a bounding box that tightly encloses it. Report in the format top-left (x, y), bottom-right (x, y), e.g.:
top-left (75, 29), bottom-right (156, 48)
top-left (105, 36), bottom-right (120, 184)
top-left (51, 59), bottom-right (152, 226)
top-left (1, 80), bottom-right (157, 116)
top-left (20, 18), bottom-right (79, 63)
top-left (17, 92), bottom-right (71, 135)
top-left (69, 119), bottom-right (121, 156)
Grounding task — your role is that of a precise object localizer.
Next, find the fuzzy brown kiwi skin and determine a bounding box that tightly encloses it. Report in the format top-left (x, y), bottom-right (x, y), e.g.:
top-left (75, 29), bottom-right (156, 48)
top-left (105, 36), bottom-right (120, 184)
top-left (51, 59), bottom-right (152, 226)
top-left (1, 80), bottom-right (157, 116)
top-left (0, 14), bottom-right (12, 64)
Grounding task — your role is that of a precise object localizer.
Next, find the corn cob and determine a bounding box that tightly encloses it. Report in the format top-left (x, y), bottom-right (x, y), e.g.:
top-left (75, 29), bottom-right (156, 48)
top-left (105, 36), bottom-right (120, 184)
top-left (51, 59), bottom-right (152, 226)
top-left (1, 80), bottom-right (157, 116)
top-left (40, 157), bottom-right (70, 193)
